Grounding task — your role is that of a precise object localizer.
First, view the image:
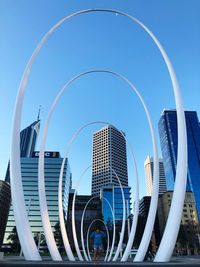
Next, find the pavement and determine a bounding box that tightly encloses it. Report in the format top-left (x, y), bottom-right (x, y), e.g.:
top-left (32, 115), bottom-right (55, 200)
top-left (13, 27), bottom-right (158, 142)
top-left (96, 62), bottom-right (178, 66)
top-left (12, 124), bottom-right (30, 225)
top-left (0, 256), bottom-right (200, 267)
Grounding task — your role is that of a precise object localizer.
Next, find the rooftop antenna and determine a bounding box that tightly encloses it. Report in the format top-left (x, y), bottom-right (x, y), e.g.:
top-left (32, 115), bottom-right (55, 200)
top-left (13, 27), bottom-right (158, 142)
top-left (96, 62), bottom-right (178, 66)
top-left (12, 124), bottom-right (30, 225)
top-left (37, 105), bottom-right (41, 121)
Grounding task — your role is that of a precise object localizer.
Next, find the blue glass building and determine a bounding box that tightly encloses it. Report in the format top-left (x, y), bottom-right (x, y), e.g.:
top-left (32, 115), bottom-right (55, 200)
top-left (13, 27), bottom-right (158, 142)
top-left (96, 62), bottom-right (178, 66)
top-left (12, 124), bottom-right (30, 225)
top-left (101, 185), bottom-right (131, 227)
top-left (158, 110), bottom-right (200, 220)
top-left (3, 151), bottom-right (71, 244)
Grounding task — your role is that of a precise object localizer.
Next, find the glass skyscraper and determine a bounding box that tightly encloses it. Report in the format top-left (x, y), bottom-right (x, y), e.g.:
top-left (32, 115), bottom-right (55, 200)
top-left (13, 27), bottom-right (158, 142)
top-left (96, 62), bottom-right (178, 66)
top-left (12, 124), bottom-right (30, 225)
top-left (5, 118), bottom-right (40, 183)
top-left (158, 110), bottom-right (200, 219)
top-left (3, 151), bottom-right (71, 244)
top-left (20, 119), bottom-right (40, 157)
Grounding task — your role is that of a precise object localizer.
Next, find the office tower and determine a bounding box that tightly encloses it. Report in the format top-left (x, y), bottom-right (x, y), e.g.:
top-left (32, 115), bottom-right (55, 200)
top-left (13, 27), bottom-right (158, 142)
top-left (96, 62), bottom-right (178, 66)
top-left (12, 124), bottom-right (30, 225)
top-left (20, 119), bottom-right (40, 158)
top-left (144, 156), bottom-right (167, 196)
top-left (159, 110), bottom-right (200, 219)
top-left (92, 125), bottom-right (128, 196)
top-left (0, 181), bottom-right (11, 247)
top-left (5, 116), bottom-right (40, 183)
top-left (66, 192), bottom-right (102, 250)
top-left (3, 151), bottom-right (71, 246)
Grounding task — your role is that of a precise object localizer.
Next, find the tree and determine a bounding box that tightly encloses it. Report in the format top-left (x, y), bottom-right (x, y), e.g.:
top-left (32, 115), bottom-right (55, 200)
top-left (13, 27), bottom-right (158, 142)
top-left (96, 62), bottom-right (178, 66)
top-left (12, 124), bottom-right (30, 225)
top-left (177, 221), bottom-right (200, 255)
top-left (7, 227), bottom-right (20, 253)
top-left (54, 221), bottom-right (64, 252)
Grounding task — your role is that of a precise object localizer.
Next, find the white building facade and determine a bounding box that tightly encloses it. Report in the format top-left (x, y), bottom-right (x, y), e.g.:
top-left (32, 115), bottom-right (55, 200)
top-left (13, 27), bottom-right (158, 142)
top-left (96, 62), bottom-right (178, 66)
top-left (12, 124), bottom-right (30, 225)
top-left (92, 125), bottom-right (128, 196)
top-left (144, 156), bottom-right (167, 196)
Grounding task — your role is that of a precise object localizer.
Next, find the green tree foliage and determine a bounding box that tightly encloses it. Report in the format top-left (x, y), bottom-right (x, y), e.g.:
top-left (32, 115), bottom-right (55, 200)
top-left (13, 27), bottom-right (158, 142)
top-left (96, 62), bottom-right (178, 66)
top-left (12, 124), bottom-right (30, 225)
top-left (7, 227), bottom-right (20, 253)
top-left (54, 221), bottom-right (64, 252)
top-left (177, 222), bottom-right (200, 255)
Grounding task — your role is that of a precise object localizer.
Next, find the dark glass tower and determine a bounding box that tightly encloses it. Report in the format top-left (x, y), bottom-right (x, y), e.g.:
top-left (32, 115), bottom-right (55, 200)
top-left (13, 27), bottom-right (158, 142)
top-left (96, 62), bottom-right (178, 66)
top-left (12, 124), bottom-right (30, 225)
top-left (20, 119), bottom-right (40, 157)
top-left (158, 110), bottom-right (200, 219)
top-left (5, 118), bottom-right (40, 183)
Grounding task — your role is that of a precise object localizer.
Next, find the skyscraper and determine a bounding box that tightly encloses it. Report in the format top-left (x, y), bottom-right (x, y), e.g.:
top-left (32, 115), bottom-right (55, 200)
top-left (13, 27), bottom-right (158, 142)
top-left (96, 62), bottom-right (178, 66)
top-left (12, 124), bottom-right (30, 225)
top-left (3, 151), bottom-right (71, 245)
top-left (91, 125), bottom-right (128, 196)
top-left (20, 119), bottom-right (40, 158)
top-left (144, 156), bottom-right (167, 196)
top-left (5, 116), bottom-right (40, 183)
top-left (158, 110), bottom-right (200, 219)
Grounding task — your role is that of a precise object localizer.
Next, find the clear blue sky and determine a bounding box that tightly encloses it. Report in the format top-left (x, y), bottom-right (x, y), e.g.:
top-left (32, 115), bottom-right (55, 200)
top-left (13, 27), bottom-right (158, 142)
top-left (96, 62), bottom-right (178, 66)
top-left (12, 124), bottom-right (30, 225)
top-left (0, 0), bottom-right (200, 198)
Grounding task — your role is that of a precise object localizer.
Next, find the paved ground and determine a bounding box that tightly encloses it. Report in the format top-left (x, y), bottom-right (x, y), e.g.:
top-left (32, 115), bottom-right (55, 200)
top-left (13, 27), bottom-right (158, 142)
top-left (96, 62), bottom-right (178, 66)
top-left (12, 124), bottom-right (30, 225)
top-left (0, 256), bottom-right (200, 266)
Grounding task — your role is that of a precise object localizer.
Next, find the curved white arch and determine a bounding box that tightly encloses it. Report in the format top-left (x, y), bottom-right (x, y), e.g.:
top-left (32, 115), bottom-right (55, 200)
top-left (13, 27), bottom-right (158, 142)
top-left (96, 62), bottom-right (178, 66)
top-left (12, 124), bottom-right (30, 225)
top-left (70, 163), bottom-right (125, 262)
top-left (80, 195), bottom-right (115, 261)
top-left (41, 73), bottom-right (143, 262)
top-left (11, 9), bottom-right (187, 261)
top-left (41, 70), bottom-right (154, 261)
top-left (86, 219), bottom-right (109, 262)
top-left (57, 120), bottom-right (138, 261)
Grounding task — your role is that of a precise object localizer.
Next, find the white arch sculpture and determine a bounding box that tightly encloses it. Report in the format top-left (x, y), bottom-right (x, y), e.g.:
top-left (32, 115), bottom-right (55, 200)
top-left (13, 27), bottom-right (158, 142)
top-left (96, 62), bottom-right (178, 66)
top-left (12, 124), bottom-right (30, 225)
top-left (80, 195), bottom-right (115, 261)
top-left (10, 9), bottom-right (187, 262)
top-left (71, 165), bottom-right (126, 262)
top-left (39, 69), bottom-right (156, 262)
top-left (56, 120), bottom-right (139, 261)
top-left (86, 219), bottom-right (109, 262)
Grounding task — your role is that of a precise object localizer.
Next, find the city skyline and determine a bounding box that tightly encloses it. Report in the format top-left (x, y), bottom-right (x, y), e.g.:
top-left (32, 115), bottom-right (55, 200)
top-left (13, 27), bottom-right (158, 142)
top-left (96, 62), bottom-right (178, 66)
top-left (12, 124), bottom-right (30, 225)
top-left (1, 1), bottom-right (200, 199)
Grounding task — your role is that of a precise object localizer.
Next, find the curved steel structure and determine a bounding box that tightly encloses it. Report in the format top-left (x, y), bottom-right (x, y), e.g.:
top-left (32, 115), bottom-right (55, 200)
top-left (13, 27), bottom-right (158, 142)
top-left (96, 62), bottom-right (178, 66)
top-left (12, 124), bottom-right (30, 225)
top-left (80, 195), bottom-right (115, 261)
top-left (70, 164), bottom-right (125, 261)
top-left (56, 120), bottom-right (139, 261)
top-left (86, 219), bottom-right (109, 262)
top-left (10, 9), bottom-right (187, 262)
top-left (41, 70), bottom-right (156, 261)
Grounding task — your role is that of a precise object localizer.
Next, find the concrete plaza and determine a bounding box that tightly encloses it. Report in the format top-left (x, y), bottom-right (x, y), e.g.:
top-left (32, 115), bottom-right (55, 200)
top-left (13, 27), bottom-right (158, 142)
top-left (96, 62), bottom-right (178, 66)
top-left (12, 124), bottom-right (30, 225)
top-left (0, 256), bottom-right (200, 267)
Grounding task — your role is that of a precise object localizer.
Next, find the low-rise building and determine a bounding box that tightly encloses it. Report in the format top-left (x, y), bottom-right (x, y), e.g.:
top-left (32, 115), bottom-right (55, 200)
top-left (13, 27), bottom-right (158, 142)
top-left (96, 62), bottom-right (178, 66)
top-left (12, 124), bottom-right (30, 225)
top-left (157, 191), bottom-right (199, 255)
top-left (0, 181), bottom-right (11, 248)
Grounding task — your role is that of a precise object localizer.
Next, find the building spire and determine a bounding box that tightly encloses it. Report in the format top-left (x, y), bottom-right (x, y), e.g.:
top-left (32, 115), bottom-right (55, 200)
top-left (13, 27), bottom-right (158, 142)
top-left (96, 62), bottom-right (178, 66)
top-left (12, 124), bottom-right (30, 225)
top-left (37, 105), bottom-right (41, 121)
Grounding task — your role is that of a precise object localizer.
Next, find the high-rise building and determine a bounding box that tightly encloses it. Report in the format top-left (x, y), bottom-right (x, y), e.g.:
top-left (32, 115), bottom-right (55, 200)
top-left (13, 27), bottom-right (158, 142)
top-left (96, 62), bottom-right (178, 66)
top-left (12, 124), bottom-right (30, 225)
top-left (158, 110), bottom-right (200, 219)
top-left (144, 156), bottom-right (167, 196)
top-left (92, 125), bottom-right (128, 196)
top-left (20, 119), bottom-right (40, 158)
top-left (0, 181), bottom-right (11, 247)
top-left (3, 151), bottom-right (71, 245)
top-left (5, 117), bottom-right (40, 183)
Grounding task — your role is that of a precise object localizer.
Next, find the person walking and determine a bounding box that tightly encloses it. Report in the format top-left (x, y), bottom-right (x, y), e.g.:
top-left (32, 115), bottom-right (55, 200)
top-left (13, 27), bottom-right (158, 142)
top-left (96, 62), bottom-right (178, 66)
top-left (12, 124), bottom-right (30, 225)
top-left (90, 227), bottom-right (106, 261)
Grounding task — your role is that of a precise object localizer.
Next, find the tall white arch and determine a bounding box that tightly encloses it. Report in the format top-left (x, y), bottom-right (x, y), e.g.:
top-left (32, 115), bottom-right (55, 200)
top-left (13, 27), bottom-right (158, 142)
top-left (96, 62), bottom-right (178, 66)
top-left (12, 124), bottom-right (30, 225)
top-left (80, 195), bottom-right (115, 261)
top-left (56, 120), bottom-right (139, 261)
top-left (39, 69), bottom-right (156, 262)
top-left (70, 164), bottom-right (125, 262)
top-left (10, 9), bottom-right (187, 261)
